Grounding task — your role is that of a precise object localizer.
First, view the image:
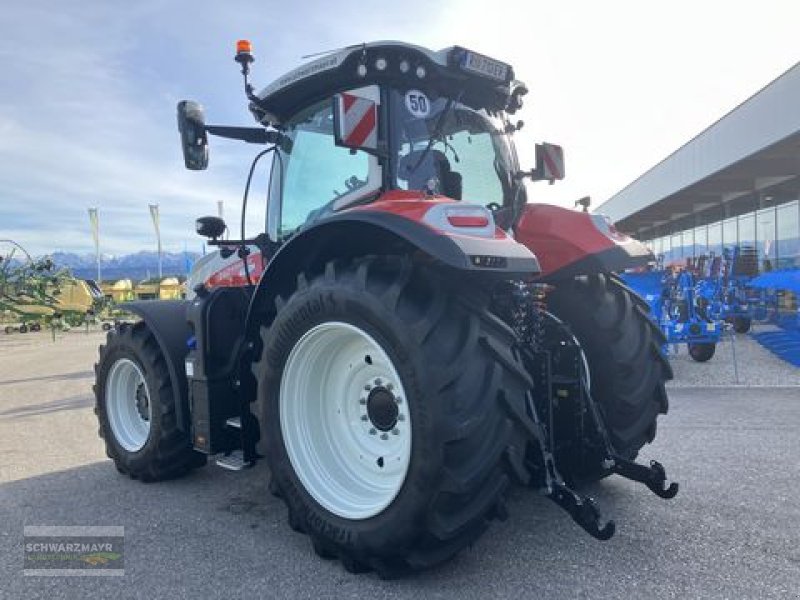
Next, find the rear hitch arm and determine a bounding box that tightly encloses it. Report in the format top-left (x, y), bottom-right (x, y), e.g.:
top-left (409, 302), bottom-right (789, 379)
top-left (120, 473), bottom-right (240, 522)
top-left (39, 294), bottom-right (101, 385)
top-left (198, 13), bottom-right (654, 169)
top-left (501, 385), bottom-right (616, 541)
top-left (605, 457), bottom-right (679, 499)
top-left (575, 341), bottom-right (680, 501)
top-left (548, 481), bottom-right (615, 541)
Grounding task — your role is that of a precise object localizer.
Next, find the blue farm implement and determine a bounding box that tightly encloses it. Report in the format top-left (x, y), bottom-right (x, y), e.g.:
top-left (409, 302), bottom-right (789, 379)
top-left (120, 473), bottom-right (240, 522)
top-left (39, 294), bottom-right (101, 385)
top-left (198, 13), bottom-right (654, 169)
top-left (748, 270), bottom-right (800, 366)
top-left (620, 269), bottom-right (722, 362)
top-left (692, 247), bottom-right (774, 334)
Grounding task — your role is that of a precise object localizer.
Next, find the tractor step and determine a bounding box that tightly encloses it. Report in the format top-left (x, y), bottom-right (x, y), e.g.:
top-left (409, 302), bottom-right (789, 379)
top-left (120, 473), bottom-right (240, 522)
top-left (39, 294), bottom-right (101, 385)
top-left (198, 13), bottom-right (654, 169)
top-left (214, 449), bottom-right (253, 471)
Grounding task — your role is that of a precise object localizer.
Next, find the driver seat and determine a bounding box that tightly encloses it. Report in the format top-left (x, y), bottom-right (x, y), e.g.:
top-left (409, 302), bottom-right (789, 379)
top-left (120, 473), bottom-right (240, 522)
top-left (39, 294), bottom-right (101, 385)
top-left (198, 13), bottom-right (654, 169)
top-left (402, 150), bottom-right (462, 199)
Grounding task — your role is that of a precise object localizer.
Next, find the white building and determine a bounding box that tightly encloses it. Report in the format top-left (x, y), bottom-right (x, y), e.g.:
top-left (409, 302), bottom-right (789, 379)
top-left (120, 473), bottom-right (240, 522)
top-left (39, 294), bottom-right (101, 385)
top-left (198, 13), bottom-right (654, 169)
top-left (597, 62), bottom-right (800, 272)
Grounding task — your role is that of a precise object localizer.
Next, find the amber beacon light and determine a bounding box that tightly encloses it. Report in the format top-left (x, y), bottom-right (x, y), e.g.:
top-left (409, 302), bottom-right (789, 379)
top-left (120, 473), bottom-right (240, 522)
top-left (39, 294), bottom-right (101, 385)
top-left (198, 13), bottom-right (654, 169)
top-left (235, 39), bottom-right (254, 76)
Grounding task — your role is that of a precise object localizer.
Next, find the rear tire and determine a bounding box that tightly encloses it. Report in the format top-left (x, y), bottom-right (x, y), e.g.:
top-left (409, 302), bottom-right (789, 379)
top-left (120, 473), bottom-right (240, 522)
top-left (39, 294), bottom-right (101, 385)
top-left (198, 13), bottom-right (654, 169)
top-left (688, 342), bottom-right (716, 362)
top-left (547, 273), bottom-right (671, 478)
top-left (733, 316), bottom-right (751, 334)
top-left (255, 256), bottom-right (532, 576)
top-left (94, 322), bottom-right (205, 481)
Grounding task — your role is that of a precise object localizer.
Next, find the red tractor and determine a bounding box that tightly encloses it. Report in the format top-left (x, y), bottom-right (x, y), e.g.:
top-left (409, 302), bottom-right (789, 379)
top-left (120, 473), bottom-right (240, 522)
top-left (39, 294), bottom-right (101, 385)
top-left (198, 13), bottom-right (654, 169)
top-left (92, 41), bottom-right (676, 576)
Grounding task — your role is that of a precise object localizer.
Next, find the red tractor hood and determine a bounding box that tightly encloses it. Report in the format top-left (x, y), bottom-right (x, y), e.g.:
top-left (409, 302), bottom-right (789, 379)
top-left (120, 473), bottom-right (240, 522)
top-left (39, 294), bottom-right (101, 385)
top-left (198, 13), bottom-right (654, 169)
top-left (514, 204), bottom-right (653, 279)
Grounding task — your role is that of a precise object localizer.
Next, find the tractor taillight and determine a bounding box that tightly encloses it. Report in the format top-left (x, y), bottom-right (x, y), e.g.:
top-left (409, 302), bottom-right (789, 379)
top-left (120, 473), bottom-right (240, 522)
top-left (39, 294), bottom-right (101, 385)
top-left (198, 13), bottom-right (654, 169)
top-left (446, 214), bottom-right (489, 228)
top-left (422, 204), bottom-right (496, 238)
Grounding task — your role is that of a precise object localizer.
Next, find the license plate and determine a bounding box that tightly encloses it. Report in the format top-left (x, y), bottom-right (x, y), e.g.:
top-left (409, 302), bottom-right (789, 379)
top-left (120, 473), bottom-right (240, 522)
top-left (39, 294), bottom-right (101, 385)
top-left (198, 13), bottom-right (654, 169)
top-left (460, 51), bottom-right (509, 82)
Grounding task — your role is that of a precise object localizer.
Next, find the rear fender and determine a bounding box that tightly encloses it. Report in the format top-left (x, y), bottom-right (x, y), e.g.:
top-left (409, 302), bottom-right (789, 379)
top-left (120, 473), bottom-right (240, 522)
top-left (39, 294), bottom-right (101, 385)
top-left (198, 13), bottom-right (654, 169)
top-left (123, 300), bottom-right (192, 432)
top-left (243, 197), bottom-right (540, 338)
top-left (514, 204), bottom-right (652, 280)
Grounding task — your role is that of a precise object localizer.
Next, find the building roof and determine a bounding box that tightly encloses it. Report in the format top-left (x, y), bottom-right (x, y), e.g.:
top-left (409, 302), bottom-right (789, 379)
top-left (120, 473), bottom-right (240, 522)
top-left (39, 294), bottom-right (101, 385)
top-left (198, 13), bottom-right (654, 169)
top-left (597, 62), bottom-right (800, 238)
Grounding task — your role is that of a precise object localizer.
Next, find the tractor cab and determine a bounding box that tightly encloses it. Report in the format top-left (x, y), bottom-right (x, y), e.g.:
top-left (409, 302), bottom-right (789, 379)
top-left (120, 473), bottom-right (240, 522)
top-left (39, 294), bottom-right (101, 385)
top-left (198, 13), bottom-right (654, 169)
top-left (178, 42), bottom-right (564, 246)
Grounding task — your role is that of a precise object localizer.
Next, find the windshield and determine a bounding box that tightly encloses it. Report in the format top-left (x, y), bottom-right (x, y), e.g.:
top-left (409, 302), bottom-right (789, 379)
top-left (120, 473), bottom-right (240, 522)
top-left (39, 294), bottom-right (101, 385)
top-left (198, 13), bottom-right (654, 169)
top-left (389, 88), bottom-right (516, 206)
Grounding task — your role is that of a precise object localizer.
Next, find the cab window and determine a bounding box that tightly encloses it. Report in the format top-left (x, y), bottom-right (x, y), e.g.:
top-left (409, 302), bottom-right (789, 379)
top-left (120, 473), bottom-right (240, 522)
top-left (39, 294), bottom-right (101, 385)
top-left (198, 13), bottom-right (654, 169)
top-left (278, 101), bottom-right (370, 238)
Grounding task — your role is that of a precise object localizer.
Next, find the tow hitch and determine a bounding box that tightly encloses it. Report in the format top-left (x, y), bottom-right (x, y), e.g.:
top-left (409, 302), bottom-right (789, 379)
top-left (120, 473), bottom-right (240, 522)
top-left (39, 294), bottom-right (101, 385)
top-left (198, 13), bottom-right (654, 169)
top-left (506, 283), bottom-right (679, 540)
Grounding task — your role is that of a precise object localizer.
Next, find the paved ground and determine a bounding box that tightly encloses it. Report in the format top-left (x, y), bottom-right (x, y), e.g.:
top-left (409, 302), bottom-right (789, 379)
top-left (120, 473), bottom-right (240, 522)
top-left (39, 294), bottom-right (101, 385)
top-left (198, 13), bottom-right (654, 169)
top-left (1, 330), bottom-right (799, 599)
top-left (667, 322), bottom-right (800, 387)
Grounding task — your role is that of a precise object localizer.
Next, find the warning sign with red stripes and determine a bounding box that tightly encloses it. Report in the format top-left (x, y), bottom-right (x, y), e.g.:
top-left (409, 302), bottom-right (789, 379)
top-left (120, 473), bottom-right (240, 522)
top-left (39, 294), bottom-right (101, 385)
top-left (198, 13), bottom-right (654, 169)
top-left (537, 143), bottom-right (565, 181)
top-left (337, 92), bottom-right (378, 151)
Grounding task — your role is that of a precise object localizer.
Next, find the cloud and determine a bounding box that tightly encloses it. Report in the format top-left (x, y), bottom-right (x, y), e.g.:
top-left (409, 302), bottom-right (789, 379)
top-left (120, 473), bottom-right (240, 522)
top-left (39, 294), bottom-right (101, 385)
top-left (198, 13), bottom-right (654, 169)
top-left (0, 1), bottom-right (260, 256)
top-left (2, 0), bottom-right (798, 256)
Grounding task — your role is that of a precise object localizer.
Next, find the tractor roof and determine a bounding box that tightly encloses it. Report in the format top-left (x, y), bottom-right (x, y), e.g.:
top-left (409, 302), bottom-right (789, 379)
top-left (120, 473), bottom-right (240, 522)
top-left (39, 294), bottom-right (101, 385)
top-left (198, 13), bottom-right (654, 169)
top-left (252, 41), bottom-right (522, 125)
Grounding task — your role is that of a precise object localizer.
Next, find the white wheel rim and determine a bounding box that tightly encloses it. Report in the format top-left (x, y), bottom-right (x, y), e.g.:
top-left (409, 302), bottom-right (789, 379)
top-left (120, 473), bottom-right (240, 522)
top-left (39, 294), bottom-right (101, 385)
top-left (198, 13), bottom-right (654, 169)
top-left (106, 358), bottom-right (151, 452)
top-left (280, 321), bottom-right (412, 520)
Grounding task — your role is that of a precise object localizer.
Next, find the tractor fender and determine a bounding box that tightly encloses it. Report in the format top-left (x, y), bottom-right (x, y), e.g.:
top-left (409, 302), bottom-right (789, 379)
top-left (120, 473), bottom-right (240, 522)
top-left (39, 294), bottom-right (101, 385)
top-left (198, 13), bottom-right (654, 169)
top-left (123, 300), bottom-right (192, 432)
top-left (514, 204), bottom-right (652, 280)
top-left (244, 206), bottom-right (540, 337)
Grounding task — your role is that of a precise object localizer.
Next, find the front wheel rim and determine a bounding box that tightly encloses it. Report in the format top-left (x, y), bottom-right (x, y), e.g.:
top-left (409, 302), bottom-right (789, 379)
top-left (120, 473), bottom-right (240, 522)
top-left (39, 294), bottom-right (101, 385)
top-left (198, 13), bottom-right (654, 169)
top-left (106, 358), bottom-right (152, 452)
top-left (280, 321), bottom-right (412, 520)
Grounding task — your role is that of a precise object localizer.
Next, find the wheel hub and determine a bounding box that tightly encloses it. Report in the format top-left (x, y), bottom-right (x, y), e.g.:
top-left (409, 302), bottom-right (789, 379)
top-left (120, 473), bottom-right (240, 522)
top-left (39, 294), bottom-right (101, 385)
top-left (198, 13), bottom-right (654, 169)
top-left (366, 386), bottom-right (398, 432)
top-left (135, 383), bottom-right (150, 422)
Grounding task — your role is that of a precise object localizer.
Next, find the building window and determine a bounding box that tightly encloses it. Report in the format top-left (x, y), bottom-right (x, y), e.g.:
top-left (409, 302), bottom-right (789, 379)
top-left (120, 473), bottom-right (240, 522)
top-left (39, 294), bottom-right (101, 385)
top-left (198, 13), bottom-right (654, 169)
top-left (671, 232), bottom-right (682, 260)
top-left (756, 207), bottom-right (776, 270)
top-left (694, 225), bottom-right (708, 258)
top-left (738, 212), bottom-right (755, 250)
top-left (722, 217), bottom-right (738, 250)
top-left (708, 222), bottom-right (722, 257)
top-left (776, 200), bottom-right (799, 269)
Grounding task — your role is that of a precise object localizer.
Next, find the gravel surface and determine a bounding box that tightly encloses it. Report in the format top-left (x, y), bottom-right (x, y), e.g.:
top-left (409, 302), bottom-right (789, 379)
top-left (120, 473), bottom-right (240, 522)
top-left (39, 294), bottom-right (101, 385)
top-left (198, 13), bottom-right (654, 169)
top-left (666, 323), bottom-right (800, 387)
top-left (1, 329), bottom-right (799, 599)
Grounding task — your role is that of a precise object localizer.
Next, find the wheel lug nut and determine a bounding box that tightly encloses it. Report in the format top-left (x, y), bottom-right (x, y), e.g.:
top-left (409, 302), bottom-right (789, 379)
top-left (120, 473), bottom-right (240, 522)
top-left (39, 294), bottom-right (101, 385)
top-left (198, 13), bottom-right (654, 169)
top-left (395, 397), bottom-right (402, 404)
top-left (364, 384), bottom-right (372, 391)
top-left (369, 428), bottom-right (377, 435)
top-left (386, 383), bottom-right (394, 391)
top-left (380, 433), bottom-right (389, 440)
top-left (375, 378), bottom-right (383, 386)
top-left (391, 428), bottom-right (399, 435)
top-left (397, 414), bottom-right (405, 421)
top-left (359, 397), bottom-right (367, 405)
top-left (361, 415), bottom-right (368, 421)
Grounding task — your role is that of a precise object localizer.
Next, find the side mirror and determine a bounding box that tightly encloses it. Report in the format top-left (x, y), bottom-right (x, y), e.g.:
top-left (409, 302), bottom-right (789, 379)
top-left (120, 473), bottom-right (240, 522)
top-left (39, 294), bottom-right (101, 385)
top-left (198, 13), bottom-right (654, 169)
top-left (532, 142), bottom-right (565, 183)
top-left (332, 90), bottom-right (379, 154)
top-left (177, 100), bottom-right (209, 170)
top-left (195, 216), bottom-right (226, 240)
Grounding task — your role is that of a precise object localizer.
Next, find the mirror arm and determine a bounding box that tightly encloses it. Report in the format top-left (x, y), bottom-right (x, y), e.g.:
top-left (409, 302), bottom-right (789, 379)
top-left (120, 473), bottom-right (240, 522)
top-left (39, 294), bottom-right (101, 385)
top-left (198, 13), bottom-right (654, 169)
top-left (205, 125), bottom-right (282, 145)
top-left (207, 233), bottom-right (271, 252)
top-left (515, 167), bottom-right (556, 185)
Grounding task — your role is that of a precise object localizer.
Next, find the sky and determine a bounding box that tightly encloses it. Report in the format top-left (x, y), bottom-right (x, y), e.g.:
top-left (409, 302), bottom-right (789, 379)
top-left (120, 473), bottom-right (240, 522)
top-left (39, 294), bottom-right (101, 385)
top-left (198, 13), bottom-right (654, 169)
top-left (1, 0), bottom-right (798, 256)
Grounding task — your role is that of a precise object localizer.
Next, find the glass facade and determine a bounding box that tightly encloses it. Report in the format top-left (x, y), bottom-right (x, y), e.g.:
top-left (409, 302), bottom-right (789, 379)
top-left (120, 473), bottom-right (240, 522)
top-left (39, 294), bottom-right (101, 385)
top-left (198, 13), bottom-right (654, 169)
top-left (648, 200), bottom-right (800, 270)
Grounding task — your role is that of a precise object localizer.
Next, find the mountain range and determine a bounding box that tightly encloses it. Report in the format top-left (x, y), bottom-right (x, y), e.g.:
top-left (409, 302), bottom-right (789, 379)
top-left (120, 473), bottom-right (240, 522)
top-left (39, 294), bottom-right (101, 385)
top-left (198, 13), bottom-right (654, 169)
top-left (50, 251), bottom-right (201, 282)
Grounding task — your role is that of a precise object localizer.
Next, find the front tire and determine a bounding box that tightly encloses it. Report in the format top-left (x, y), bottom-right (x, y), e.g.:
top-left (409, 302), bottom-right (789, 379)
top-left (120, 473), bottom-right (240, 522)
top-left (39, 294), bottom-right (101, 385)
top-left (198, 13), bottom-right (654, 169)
top-left (547, 274), bottom-right (672, 477)
top-left (94, 322), bottom-right (205, 481)
top-left (255, 257), bottom-right (532, 576)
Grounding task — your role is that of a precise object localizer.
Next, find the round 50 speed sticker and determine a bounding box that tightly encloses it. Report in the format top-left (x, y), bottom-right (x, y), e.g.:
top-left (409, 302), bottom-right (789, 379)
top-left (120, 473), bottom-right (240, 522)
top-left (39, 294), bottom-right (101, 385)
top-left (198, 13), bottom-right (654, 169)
top-left (405, 90), bottom-right (430, 118)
